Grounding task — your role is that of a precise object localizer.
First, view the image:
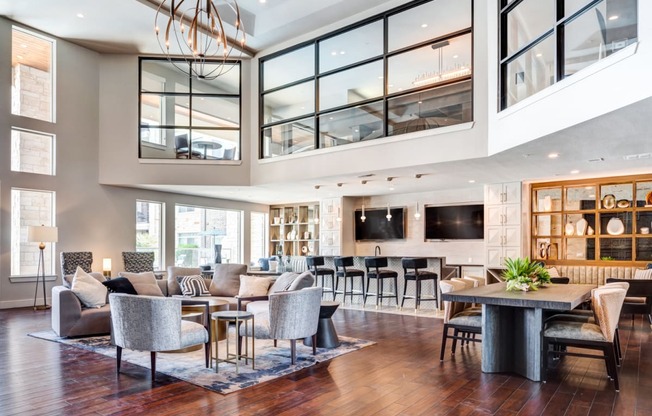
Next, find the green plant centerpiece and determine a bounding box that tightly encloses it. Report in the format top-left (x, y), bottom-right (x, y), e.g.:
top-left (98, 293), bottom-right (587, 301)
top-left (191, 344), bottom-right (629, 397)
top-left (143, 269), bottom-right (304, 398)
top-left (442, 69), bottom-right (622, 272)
top-left (502, 257), bottom-right (551, 292)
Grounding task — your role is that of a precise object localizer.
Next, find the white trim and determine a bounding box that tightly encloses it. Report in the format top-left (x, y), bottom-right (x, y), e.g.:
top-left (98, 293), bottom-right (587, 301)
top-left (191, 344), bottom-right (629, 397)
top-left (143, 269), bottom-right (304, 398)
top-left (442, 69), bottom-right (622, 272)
top-left (138, 158), bottom-right (242, 165)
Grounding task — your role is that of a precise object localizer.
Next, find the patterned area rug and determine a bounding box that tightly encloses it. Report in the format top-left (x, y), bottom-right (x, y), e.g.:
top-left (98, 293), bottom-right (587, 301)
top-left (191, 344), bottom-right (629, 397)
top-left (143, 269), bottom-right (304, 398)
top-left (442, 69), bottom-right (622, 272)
top-left (29, 330), bottom-right (374, 394)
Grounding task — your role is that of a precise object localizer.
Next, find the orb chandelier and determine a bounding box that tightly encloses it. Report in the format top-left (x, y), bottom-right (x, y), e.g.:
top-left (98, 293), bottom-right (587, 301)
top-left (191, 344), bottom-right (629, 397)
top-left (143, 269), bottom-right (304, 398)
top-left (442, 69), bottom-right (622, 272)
top-left (155, 0), bottom-right (246, 80)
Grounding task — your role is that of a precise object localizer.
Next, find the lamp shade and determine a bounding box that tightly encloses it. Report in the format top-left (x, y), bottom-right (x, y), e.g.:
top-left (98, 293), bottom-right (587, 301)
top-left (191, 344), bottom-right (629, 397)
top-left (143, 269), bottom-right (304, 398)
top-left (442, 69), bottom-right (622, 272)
top-left (102, 258), bottom-right (112, 272)
top-left (27, 225), bottom-right (58, 243)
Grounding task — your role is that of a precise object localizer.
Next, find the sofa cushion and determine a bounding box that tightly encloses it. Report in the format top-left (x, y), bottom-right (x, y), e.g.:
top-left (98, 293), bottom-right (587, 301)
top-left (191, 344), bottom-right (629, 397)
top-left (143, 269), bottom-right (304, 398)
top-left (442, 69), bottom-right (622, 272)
top-left (287, 271), bottom-right (315, 291)
top-left (102, 277), bottom-right (137, 295)
top-left (268, 272), bottom-right (298, 294)
top-left (634, 269), bottom-right (652, 280)
top-left (167, 267), bottom-right (202, 296)
top-left (246, 300), bottom-right (270, 315)
top-left (238, 275), bottom-right (272, 297)
top-left (71, 267), bottom-right (108, 308)
top-left (177, 275), bottom-right (211, 296)
top-left (119, 271), bottom-right (164, 297)
top-left (210, 264), bottom-right (248, 296)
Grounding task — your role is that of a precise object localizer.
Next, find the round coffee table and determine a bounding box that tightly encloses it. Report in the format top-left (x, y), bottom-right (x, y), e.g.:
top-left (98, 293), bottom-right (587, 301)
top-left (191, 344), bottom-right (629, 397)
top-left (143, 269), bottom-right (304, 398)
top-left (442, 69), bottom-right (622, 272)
top-left (182, 298), bottom-right (229, 341)
top-left (304, 301), bottom-right (340, 348)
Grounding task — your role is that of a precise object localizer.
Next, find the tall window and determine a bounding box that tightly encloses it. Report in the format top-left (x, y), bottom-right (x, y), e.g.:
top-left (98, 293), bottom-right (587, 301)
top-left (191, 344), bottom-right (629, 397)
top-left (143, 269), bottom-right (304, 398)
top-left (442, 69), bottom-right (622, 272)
top-left (175, 205), bottom-right (242, 267)
top-left (250, 212), bottom-right (268, 265)
top-left (139, 58), bottom-right (241, 161)
top-left (11, 27), bottom-right (55, 122)
top-left (500, 0), bottom-right (638, 109)
top-left (11, 189), bottom-right (55, 276)
top-left (260, 0), bottom-right (473, 158)
top-left (136, 200), bottom-right (164, 270)
top-left (11, 128), bottom-right (55, 175)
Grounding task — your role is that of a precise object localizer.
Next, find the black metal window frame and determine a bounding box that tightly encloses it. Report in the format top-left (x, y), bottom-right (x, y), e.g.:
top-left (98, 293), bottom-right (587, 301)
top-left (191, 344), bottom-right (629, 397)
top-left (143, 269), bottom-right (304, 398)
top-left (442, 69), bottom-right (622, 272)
top-left (499, 0), bottom-right (638, 110)
top-left (258, 0), bottom-right (474, 159)
top-left (138, 57), bottom-right (242, 160)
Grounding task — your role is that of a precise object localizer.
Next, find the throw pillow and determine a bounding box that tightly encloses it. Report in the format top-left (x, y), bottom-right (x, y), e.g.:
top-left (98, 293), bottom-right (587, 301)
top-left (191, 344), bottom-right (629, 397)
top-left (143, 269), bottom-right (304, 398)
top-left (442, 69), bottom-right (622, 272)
top-left (102, 277), bottom-right (138, 295)
top-left (119, 271), bottom-right (164, 296)
top-left (268, 272), bottom-right (298, 294)
top-left (210, 264), bottom-right (248, 296)
top-left (287, 270), bottom-right (315, 291)
top-left (634, 269), bottom-right (652, 280)
top-left (546, 267), bottom-right (560, 278)
top-left (71, 266), bottom-right (108, 308)
top-left (238, 275), bottom-right (272, 297)
top-left (177, 275), bottom-right (211, 297)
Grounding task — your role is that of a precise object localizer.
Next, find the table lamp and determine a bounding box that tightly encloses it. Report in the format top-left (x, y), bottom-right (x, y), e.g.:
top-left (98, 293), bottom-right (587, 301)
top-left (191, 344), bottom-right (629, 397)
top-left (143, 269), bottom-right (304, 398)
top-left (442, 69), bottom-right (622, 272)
top-left (27, 225), bottom-right (58, 310)
top-left (103, 258), bottom-right (112, 278)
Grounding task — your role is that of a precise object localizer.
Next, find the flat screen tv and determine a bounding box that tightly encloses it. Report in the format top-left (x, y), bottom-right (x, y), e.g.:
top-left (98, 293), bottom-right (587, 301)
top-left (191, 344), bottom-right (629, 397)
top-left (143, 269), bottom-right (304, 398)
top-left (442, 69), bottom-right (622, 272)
top-left (355, 208), bottom-right (405, 241)
top-left (425, 204), bottom-right (484, 240)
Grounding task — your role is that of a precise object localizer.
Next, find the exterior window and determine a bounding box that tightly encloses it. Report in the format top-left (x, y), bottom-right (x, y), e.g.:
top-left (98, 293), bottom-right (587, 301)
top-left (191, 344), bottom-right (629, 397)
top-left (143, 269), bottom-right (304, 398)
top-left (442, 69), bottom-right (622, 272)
top-left (136, 200), bottom-right (164, 270)
top-left (11, 27), bottom-right (55, 122)
top-left (11, 128), bottom-right (55, 175)
top-left (260, 0), bottom-right (473, 159)
top-left (250, 212), bottom-right (268, 265)
top-left (175, 205), bottom-right (242, 267)
top-left (139, 59), bottom-right (241, 161)
top-left (500, 0), bottom-right (638, 109)
top-left (11, 189), bottom-right (55, 276)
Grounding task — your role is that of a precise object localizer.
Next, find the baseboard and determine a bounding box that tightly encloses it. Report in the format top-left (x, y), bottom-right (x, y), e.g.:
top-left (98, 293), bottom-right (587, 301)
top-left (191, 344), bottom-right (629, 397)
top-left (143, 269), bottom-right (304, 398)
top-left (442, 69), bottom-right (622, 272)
top-left (0, 298), bottom-right (51, 309)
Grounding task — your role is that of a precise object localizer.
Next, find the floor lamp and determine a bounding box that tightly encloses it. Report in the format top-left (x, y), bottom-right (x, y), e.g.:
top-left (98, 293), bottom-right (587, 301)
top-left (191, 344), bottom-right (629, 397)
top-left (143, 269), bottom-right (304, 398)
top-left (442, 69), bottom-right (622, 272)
top-left (27, 225), bottom-right (58, 310)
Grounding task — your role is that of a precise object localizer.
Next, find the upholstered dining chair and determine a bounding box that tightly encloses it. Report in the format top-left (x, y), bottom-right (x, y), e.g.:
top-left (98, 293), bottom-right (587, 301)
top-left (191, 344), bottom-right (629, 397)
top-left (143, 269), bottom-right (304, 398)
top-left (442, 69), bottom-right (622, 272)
top-left (606, 277), bottom-right (652, 326)
top-left (239, 287), bottom-right (322, 364)
top-left (439, 279), bottom-right (482, 361)
top-left (109, 293), bottom-right (211, 380)
top-left (122, 251), bottom-right (155, 273)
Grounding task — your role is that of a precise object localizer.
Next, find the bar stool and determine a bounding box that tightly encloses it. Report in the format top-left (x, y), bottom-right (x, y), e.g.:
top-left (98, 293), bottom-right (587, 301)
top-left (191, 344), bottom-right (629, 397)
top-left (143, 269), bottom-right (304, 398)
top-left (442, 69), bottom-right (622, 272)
top-left (364, 257), bottom-right (399, 308)
top-left (334, 256), bottom-right (365, 305)
top-left (306, 256), bottom-right (335, 300)
top-left (401, 257), bottom-right (439, 311)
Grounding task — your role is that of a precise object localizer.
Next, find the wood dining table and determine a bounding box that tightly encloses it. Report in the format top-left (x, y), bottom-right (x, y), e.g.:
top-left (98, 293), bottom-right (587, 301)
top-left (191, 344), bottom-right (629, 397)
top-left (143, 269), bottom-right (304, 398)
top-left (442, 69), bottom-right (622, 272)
top-left (441, 282), bottom-right (595, 381)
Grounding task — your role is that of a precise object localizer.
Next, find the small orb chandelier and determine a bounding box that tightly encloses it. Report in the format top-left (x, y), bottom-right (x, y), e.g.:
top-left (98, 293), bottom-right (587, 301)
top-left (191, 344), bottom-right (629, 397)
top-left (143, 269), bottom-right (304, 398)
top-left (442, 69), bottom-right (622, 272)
top-left (155, 0), bottom-right (246, 80)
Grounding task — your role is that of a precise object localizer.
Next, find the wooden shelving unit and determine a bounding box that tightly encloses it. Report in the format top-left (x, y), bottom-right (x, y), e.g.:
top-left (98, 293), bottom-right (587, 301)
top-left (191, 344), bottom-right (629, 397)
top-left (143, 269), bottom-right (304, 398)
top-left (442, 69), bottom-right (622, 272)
top-left (269, 203), bottom-right (320, 257)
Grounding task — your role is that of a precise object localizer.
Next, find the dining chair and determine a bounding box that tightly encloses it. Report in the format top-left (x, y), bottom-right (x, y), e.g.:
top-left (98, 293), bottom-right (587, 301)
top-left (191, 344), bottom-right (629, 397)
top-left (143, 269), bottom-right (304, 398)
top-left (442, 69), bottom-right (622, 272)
top-left (606, 277), bottom-right (652, 326)
top-left (439, 279), bottom-right (481, 361)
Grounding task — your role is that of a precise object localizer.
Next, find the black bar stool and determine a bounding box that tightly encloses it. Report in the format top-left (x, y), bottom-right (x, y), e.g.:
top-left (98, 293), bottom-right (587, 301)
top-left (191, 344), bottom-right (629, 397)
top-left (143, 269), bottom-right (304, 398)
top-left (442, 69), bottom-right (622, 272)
top-left (401, 257), bottom-right (439, 311)
top-left (364, 257), bottom-right (399, 308)
top-left (334, 256), bottom-right (365, 305)
top-left (306, 256), bottom-right (335, 300)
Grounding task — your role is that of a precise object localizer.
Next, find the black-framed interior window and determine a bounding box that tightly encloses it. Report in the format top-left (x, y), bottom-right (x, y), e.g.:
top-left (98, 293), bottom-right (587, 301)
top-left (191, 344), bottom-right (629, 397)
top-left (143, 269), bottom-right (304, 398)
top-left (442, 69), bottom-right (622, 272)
top-left (259, 0), bottom-right (473, 159)
top-left (500, 0), bottom-right (637, 110)
top-left (139, 58), bottom-right (241, 161)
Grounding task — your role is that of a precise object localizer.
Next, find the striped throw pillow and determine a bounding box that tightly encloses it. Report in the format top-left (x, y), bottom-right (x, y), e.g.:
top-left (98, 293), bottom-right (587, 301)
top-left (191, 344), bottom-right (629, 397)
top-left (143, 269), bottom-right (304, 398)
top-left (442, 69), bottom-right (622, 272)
top-left (634, 269), bottom-right (652, 280)
top-left (177, 275), bottom-right (211, 296)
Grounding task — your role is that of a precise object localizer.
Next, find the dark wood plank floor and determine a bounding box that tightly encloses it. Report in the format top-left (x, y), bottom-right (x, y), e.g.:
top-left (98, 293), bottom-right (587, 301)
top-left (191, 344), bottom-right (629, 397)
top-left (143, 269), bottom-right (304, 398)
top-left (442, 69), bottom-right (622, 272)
top-left (1, 307), bottom-right (651, 415)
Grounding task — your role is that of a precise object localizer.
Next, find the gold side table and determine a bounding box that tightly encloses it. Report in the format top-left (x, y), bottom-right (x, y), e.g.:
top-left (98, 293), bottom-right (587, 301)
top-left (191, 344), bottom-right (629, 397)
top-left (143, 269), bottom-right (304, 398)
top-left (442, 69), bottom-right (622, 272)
top-left (211, 311), bottom-right (255, 373)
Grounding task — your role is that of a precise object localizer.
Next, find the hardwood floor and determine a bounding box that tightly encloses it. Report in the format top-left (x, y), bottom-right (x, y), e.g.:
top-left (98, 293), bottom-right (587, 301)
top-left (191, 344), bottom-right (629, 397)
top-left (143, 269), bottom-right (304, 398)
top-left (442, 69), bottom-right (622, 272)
top-left (1, 307), bottom-right (651, 415)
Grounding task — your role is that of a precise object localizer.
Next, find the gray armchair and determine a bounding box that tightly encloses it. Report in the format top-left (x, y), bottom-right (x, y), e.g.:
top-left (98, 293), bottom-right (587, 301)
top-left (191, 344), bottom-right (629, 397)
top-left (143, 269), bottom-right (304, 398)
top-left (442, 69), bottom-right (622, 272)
top-left (122, 251), bottom-right (155, 273)
top-left (239, 286), bottom-right (322, 364)
top-left (109, 293), bottom-right (211, 380)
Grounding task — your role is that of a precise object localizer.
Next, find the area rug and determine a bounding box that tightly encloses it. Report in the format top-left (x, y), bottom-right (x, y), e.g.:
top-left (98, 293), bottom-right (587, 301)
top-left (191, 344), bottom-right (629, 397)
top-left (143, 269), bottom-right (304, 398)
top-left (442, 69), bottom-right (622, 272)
top-left (29, 330), bottom-right (374, 394)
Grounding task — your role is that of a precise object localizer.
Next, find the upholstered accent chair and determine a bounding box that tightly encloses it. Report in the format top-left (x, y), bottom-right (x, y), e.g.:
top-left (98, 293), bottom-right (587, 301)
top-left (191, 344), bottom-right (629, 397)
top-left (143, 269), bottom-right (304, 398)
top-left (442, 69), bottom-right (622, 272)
top-left (239, 286), bottom-right (322, 364)
top-left (60, 251), bottom-right (93, 278)
top-left (122, 251), bottom-right (155, 273)
top-left (542, 287), bottom-right (627, 391)
top-left (109, 293), bottom-right (211, 380)
top-left (439, 278), bottom-right (482, 361)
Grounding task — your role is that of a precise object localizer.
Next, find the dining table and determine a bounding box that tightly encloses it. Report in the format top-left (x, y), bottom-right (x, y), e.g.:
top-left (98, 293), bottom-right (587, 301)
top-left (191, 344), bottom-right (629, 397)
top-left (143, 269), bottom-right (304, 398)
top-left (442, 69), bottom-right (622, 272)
top-left (192, 139), bottom-right (222, 159)
top-left (441, 282), bottom-right (595, 381)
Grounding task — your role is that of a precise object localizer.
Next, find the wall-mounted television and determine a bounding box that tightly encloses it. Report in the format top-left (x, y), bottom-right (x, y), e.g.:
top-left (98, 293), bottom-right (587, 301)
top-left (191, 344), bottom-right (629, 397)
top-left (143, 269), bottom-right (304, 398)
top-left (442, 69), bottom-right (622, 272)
top-left (425, 204), bottom-right (484, 240)
top-left (355, 207), bottom-right (405, 241)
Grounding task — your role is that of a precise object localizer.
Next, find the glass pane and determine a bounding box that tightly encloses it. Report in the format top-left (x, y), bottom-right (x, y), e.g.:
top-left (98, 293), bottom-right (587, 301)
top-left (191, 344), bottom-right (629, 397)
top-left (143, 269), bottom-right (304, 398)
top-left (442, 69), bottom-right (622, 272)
top-left (11, 129), bottom-right (54, 175)
top-left (506, 0), bottom-right (555, 56)
top-left (636, 238), bottom-right (652, 261)
top-left (534, 214), bottom-right (563, 236)
top-left (319, 102), bottom-right (384, 148)
top-left (136, 201), bottom-right (163, 270)
top-left (388, 0), bottom-right (472, 52)
top-left (565, 213), bottom-right (596, 236)
top-left (319, 21), bottom-right (383, 73)
top-left (600, 183), bottom-right (633, 209)
top-left (141, 60), bottom-right (189, 93)
top-left (262, 117), bottom-right (315, 158)
top-left (600, 238), bottom-right (631, 261)
top-left (141, 128), bottom-right (187, 159)
top-left (600, 212), bottom-right (632, 235)
top-left (191, 63), bottom-right (240, 94)
top-left (263, 81), bottom-right (314, 124)
top-left (387, 80), bottom-right (472, 136)
top-left (564, 1), bottom-right (638, 78)
top-left (388, 33), bottom-right (472, 95)
top-left (141, 94), bottom-right (190, 126)
top-left (319, 61), bottom-right (383, 110)
top-left (191, 96), bottom-right (239, 128)
top-left (505, 35), bottom-right (555, 107)
top-left (567, 237), bottom-right (596, 260)
top-left (636, 181), bottom-right (652, 207)
top-left (263, 44), bottom-right (315, 91)
top-left (533, 238), bottom-right (562, 260)
top-left (533, 188), bottom-right (562, 212)
top-left (250, 212), bottom-right (268, 264)
top-left (12, 27), bottom-right (54, 122)
top-left (565, 186), bottom-right (596, 210)
top-left (636, 211), bottom-right (652, 235)
top-left (191, 130), bottom-right (239, 160)
top-left (565, 0), bottom-right (593, 17)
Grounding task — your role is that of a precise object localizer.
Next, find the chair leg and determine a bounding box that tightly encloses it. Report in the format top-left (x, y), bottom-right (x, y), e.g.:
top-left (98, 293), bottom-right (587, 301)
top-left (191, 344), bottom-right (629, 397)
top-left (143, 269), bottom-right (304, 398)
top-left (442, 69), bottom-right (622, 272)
top-left (393, 276), bottom-right (399, 306)
top-left (150, 351), bottom-right (156, 380)
top-left (334, 276), bottom-right (340, 302)
top-left (290, 339), bottom-right (296, 365)
top-left (614, 327), bottom-right (622, 366)
top-left (541, 337), bottom-right (549, 383)
top-left (440, 324), bottom-right (448, 361)
top-left (378, 278), bottom-right (383, 307)
top-left (363, 276), bottom-right (370, 305)
top-left (451, 328), bottom-right (459, 354)
top-left (205, 341), bottom-right (210, 368)
top-left (609, 344), bottom-right (620, 391)
top-left (401, 279), bottom-right (409, 309)
top-left (312, 334), bottom-right (317, 355)
top-left (274, 339), bottom-right (277, 347)
top-left (116, 346), bottom-right (122, 374)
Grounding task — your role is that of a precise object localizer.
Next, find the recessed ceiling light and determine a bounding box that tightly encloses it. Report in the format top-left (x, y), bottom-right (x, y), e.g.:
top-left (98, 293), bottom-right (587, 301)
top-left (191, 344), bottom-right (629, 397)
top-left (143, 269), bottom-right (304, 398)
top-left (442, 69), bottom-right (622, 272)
top-left (331, 51), bottom-right (337, 56)
top-left (421, 23), bottom-right (428, 28)
top-left (417, 101), bottom-right (422, 104)
top-left (536, 53), bottom-right (543, 57)
top-left (76, 13), bottom-right (84, 18)
top-left (548, 152), bottom-right (560, 159)
top-left (389, 186), bottom-right (395, 191)
top-left (17, 55), bottom-right (23, 59)
top-left (608, 15), bottom-right (619, 20)
top-left (378, 76), bottom-right (383, 79)
top-left (20, 43), bottom-right (27, 48)
top-left (339, 50), bottom-right (346, 55)
top-left (453, 54), bottom-right (459, 59)
top-left (570, 169), bottom-right (580, 174)
top-left (468, 179), bottom-right (476, 183)
top-left (259, 0), bottom-right (267, 3)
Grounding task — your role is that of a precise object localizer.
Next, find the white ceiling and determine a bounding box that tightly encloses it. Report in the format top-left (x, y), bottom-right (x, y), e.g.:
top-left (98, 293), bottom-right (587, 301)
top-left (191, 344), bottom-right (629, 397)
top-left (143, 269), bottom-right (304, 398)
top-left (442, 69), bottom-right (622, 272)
top-left (1, 0), bottom-right (650, 205)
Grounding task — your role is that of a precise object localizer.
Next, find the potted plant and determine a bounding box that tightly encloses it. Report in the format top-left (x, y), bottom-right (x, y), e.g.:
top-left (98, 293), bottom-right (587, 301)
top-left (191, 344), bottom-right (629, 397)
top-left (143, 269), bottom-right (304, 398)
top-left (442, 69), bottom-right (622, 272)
top-left (502, 257), bottom-right (551, 292)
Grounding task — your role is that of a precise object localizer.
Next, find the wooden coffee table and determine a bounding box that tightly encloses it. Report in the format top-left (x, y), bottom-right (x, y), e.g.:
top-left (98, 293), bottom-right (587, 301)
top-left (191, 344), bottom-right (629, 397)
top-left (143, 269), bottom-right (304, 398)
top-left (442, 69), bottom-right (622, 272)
top-left (181, 298), bottom-right (230, 341)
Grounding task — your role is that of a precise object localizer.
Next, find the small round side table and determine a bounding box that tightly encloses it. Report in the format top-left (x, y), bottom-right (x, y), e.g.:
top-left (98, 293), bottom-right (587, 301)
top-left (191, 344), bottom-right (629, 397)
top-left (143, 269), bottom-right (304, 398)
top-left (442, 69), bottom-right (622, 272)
top-left (211, 310), bottom-right (255, 373)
